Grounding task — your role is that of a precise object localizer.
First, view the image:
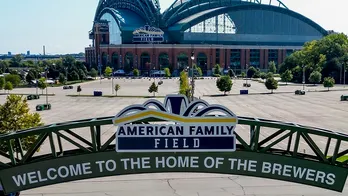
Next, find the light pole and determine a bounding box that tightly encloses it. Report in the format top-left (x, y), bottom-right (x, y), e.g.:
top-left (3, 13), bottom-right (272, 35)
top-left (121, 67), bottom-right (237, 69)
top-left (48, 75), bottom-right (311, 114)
top-left (65, 67), bottom-right (68, 84)
top-left (45, 65), bottom-right (50, 105)
top-left (302, 65), bottom-right (305, 91)
top-left (112, 67), bottom-right (114, 94)
top-left (190, 51), bottom-right (195, 101)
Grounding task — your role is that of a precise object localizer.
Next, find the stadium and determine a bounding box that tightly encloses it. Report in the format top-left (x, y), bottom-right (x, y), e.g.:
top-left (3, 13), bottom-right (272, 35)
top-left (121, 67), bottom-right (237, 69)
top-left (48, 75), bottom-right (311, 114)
top-left (85, 0), bottom-right (328, 76)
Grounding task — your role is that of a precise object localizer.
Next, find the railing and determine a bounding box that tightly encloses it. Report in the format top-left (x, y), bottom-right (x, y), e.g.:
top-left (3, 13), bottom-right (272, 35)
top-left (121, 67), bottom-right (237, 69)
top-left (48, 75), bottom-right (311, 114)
top-left (0, 116), bottom-right (347, 169)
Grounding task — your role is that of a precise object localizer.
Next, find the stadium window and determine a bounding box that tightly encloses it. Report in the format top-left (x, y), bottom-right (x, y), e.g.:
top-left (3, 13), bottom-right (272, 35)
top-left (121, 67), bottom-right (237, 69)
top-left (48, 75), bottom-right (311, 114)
top-left (250, 49), bottom-right (260, 68)
top-left (230, 49), bottom-right (241, 73)
top-left (268, 49), bottom-right (278, 65)
top-left (215, 49), bottom-right (220, 65)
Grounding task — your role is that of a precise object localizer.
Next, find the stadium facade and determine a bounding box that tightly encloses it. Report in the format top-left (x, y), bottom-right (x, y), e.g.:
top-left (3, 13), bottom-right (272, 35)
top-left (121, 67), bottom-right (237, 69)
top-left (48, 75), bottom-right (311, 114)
top-left (85, 0), bottom-right (328, 76)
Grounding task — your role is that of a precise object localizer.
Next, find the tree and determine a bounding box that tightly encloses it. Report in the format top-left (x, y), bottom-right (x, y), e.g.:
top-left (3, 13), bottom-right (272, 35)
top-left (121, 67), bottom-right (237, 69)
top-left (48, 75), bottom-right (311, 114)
top-left (133, 69), bottom-right (140, 77)
top-left (196, 67), bottom-right (203, 77)
top-left (214, 64), bottom-right (221, 75)
top-left (115, 84), bottom-right (121, 96)
top-left (252, 71), bottom-right (261, 78)
top-left (89, 68), bottom-right (98, 78)
top-left (5, 74), bottom-right (21, 87)
top-left (164, 68), bottom-right (171, 77)
top-left (309, 71), bottom-right (322, 85)
top-left (105, 66), bottom-right (113, 77)
top-left (70, 70), bottom-right (80, 81)
top-left (260, 72), bottom-right (267, 80)
top-left (0, 95), bottom-right (44, 154)
top-left (241, 72), bottom-right (246, 78)
top-left (281, 70), bottom-right (293, 85)
top-left (148, 82), bottom-right (158, 97)
top-left (62, 55), bottom-right (76, 68)
top-left (0, 60), bottom-right (10, 73)
top-left (58, 73), bottom-right (66, 84)
top-left (0, 77), bottom-right (5, 90)
top-left (266, 72), bottom-right (274, 79)
top-left (323, 77), bottom-right (335, 91)
top-left (268, 61), bottom-right (277, 73)
top-left (228, 69), bottom-right (235, 78)
top-left (179, 71), bottom-right (191, 98)
top-left (78, 69), bottom-right (86, 81)
top-left (4, 81), bottom-right (13, 93)
top-left (281, 33), bottom-right (348, 83)
top-left (38, 77), bottom-right (47, 94)
top-left (265, 77), bottom-right (278, 93)
top-left (10, 54), bottom-right (23, 67)
top-left (216, 76), bottom-right (233, 95)
top-left (26, 69), bottom-right (39, 84)
top-left (247, 66), bottom-right (257, 78)
top-left (77, 85), bottom-right (82, 95)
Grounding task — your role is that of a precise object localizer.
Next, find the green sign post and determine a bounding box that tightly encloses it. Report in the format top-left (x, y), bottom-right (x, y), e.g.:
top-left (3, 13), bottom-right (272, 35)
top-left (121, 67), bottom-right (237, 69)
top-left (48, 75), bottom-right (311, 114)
top-left (0, 151), bottom-right (347, 193)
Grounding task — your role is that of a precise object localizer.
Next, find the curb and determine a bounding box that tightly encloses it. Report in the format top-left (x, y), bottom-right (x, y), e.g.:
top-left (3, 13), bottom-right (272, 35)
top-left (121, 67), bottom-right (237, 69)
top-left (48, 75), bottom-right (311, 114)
top-left (66, 95), bottom-right (166, 98)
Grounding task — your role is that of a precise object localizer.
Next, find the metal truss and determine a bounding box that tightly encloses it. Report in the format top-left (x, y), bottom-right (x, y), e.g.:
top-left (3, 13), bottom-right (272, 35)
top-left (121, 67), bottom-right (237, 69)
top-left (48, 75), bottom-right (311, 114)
top-left (0, 116), bottom-right (347, 170)
top-left (94, 0), bottom-right (159, 26)
top-left (163, 0), bottom-right (288, 27)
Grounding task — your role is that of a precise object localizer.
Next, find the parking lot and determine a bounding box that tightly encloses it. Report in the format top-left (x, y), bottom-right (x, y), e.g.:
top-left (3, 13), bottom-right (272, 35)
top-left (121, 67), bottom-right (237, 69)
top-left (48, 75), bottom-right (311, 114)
top-left (1, 78), bottom-right (348, 196)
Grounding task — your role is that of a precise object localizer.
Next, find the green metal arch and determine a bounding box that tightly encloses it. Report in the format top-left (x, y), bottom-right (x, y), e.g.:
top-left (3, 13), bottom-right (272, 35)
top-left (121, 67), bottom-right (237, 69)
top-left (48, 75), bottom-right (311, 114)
top-left (163, 0), bottom-right (288, 22)
top-left (94, 0), bottom-right (157, 26)
top-left (0, 116), bottom-right (347, 193)
top-left (170, 4), bottom-right (327, 36)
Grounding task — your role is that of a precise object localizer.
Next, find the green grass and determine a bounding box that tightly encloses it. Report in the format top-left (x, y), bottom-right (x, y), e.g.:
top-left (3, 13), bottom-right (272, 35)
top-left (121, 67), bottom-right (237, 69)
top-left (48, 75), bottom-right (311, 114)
top-left (51, 80), bottom-right (91, 87)
top-left (327, 156), bottom-right (348, 163)
top-left (0, 93), bottom-right (55, 96)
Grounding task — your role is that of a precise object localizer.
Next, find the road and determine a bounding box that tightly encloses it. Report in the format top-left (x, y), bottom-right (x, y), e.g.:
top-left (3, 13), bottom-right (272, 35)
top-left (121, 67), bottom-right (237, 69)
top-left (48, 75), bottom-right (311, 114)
top-left (0, 78), bottom-right (347, 196)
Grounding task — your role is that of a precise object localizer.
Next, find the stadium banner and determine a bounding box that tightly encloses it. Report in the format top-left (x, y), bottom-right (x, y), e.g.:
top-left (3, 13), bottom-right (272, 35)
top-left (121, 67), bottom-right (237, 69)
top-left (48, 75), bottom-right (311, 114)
top-left (0, 151), bottom-right (347, 193)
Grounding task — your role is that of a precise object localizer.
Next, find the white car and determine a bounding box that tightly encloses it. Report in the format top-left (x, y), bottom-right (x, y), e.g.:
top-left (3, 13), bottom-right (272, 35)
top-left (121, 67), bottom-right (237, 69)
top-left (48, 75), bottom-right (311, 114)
top-left (114, 70), bottom-right (125, 75)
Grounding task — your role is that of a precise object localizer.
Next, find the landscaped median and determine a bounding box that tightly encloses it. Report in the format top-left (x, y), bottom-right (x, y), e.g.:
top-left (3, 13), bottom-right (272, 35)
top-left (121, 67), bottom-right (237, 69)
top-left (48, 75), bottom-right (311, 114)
top-left (66, 94), bottom-right (166, 98)
top-left (0, 93), bottom-right (55, 96)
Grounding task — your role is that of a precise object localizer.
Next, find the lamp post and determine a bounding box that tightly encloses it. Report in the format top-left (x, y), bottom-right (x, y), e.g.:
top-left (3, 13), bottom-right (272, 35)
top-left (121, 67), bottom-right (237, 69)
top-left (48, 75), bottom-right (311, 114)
top-left (45, 65), bottom-right (51, 105)
top-left (112, 67), bottom-right (114, 94)
top-left (65, 67), bottom-right (68, 84)
top-left (190, 51), bottom-right (195, 101)
top-left (302, 65), bottom-right (305, 91)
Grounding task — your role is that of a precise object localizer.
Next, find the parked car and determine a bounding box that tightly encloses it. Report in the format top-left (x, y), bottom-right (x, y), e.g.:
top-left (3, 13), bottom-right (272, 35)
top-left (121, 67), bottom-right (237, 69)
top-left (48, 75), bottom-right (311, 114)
top-left (63, 85), bottom-right (73, 90)
top-left (114, 69), bottom-right (125, 76)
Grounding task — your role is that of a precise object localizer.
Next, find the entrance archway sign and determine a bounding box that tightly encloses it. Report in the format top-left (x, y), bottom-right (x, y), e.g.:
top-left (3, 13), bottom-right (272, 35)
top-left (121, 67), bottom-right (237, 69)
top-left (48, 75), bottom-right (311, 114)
top-left (0, 95), bottom-right (347, 194)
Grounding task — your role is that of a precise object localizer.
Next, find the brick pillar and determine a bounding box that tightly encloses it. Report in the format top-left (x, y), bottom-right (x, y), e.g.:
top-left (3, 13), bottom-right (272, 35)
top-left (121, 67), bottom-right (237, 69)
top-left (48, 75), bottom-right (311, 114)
top-left (260, 49), bottom-right (265, 70)
top-left (245, 49), bottom-right (250, 68)
top-left (278, 49), bottom-right (282, 66)
top-left (240, 49), bottom-right (246, 70)
top-left (226, 49), bottom-right (231, 69)
top-left (264, 49), bottom-right (269, 69)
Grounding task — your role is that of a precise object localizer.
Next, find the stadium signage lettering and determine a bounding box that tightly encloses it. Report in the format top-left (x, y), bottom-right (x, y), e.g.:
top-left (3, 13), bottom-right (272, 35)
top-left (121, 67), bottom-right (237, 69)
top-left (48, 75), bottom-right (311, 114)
top-left (132, 25), bottom-right (164, 43)
top-left (1, 152), bottom-right (346, 193)
top-left (113, 95), bottom-right (238, 152)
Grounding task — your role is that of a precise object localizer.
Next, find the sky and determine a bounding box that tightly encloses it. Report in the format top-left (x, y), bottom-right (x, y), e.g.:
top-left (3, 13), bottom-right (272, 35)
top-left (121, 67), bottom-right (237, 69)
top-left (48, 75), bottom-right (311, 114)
top-left (0, 0), bottom-right (347, 55)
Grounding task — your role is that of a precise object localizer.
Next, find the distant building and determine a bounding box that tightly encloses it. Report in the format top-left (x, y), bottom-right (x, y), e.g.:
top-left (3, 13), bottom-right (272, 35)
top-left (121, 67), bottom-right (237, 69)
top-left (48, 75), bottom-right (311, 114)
top-left (86, 0), bottom-right (328, 75)
top-left (27, 51), bottom-right (30, 56)
top-left (7, 52), bottom-right (11, 56)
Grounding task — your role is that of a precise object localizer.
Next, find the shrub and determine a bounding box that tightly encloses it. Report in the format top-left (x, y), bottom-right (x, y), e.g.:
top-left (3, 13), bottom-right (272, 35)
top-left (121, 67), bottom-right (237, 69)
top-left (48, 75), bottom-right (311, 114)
top-left (323, 77), bottom-right (335, 91)
top-left (216, 76), bottom-right (233, 95)
top-left (265, 77), bottom-right (278, 93)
